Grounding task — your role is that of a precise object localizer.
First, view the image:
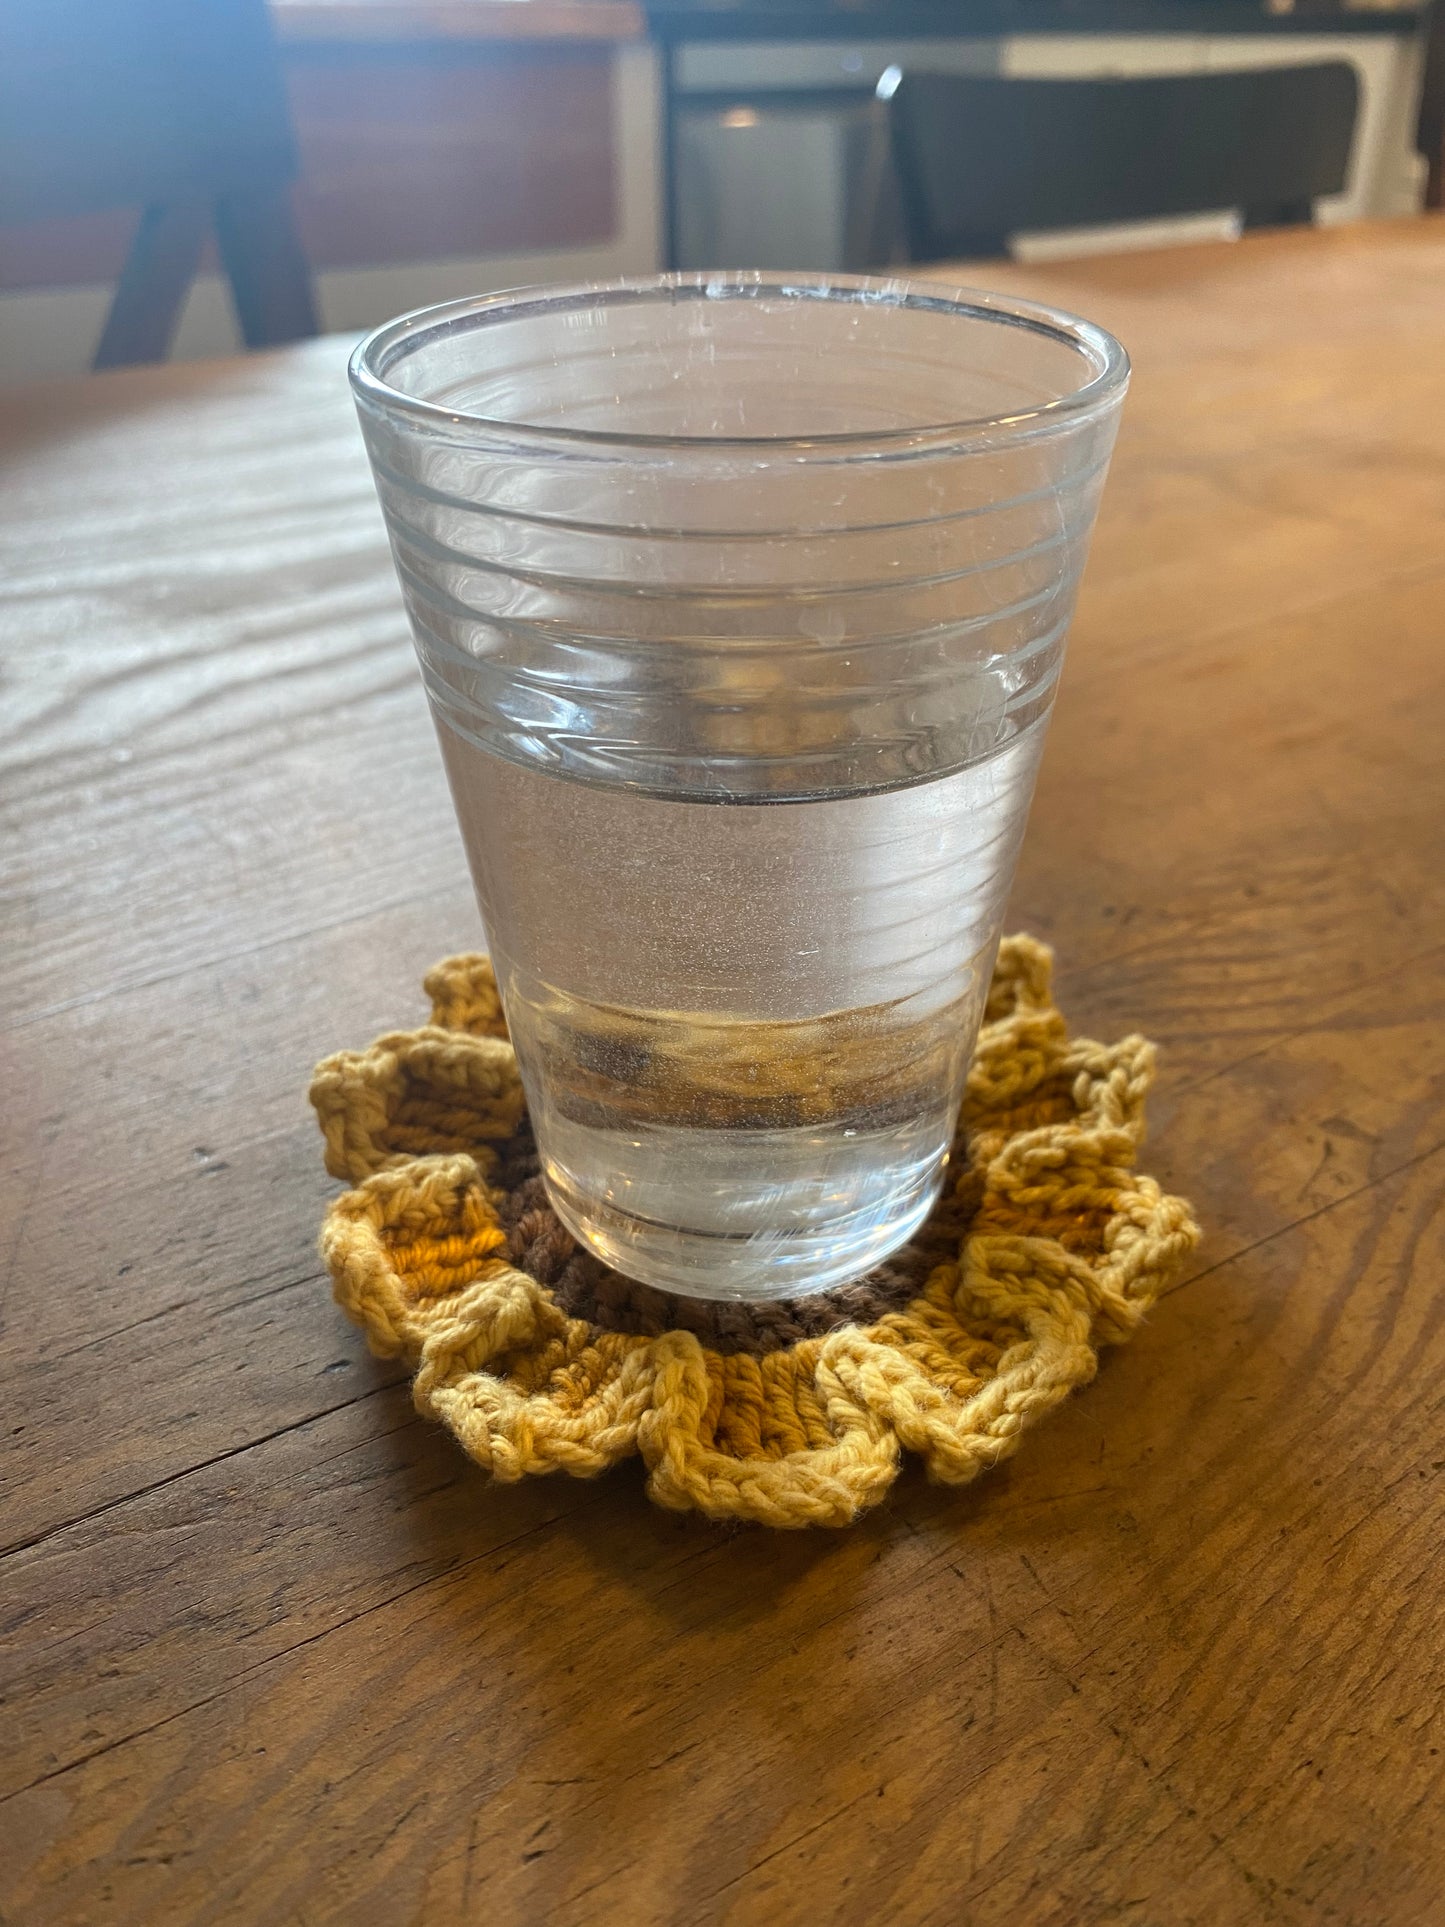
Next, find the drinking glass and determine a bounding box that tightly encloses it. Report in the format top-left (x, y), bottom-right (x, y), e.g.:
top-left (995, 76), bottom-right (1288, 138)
top-left (350, 274), bottom-right (1127, 1300)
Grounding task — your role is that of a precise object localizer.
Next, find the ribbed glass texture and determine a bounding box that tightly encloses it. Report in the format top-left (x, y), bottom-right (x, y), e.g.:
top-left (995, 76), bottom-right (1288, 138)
top-left (352, 274), bottom-right (1128, 1300)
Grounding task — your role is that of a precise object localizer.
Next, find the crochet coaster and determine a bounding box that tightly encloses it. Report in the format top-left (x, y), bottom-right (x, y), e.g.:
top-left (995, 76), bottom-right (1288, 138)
top-left (309, 938), bottom-right (1199, 1528)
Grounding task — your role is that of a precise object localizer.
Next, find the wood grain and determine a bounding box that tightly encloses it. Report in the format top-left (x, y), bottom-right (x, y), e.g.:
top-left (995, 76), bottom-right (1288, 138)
top-left (2, 217), bottom-right (1444, 1925)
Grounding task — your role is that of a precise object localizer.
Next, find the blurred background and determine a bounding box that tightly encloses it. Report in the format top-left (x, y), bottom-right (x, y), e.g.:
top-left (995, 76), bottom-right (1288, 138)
top-left (0, 0), bottom-right (1440, 384)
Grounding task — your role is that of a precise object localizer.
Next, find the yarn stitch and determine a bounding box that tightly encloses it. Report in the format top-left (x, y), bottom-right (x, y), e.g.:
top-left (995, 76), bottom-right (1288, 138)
top-left (310, 937), bottom-right (1198, 1527)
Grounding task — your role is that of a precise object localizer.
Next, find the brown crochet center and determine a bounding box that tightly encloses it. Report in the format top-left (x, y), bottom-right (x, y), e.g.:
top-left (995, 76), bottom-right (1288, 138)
top-left (495, 1120), bottom-right (986, 1356)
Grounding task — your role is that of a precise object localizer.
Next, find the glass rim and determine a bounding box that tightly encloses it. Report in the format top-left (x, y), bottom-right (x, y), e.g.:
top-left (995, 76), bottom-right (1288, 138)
top-left (348, 270), bottom-right (1130, 458)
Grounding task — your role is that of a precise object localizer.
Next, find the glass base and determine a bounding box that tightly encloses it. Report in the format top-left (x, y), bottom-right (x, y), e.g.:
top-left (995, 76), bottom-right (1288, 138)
top-left (542, 1157), bottom-right (946, 1303)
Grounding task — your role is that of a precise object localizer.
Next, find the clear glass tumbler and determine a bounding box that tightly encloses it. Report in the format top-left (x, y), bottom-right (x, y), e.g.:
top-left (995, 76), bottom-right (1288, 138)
top-left (350, 274), bottom-right (1127, 1301)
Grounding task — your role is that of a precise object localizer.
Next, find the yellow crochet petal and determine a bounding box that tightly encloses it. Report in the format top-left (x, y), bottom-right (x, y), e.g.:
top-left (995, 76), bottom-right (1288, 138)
top-left (415, 1280), bottom-right (653, 1480)
top-left (639, 1332), bottom-right (900, 1529)
top-left (1090, 1179), bottom-right (1203, 1345)
top-left (318, 1153), bottom-right (509, 1356)
top-left (865, 1282), bottom-right (1007, 1403)
top-left (816, 1240), bottom-right (1089, 1488)
top-left (309, 1025), bottom-right (524, 1184)
top-left (424, 953), bottom-right (510, 1038)
top-left (984, 932), bottom-right (1054, 1020)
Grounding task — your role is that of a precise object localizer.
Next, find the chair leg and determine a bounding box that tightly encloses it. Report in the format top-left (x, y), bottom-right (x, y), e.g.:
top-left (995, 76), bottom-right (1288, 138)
top-left (94, 200), bottom-right (208, 370)
top-left (213, 186), bottom-right (319, 350)
top-left (1418, 0), bottom-right (1445, 210)
top-left (844, 101), bottom-right (907, 271)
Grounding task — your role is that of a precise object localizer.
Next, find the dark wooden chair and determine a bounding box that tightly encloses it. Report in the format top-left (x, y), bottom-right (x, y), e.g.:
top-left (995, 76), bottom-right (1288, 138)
top-left (0, 0), bottom-right (318, 368)
top-left (879, 63), bottom-right (1362, 262)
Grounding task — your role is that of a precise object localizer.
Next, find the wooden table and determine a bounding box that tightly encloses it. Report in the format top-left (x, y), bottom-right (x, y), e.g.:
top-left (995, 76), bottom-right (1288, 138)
top-left (3, 218), bottom-right (1443, 1925)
